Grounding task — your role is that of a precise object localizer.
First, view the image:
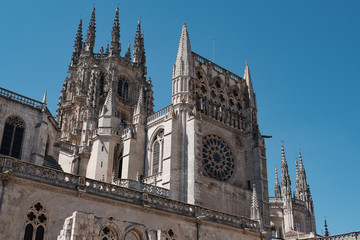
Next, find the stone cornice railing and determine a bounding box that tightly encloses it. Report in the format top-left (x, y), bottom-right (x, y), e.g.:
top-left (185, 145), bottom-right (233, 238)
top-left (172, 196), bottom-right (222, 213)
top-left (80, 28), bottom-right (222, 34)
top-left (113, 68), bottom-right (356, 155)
top-left (0, 87), bottom-right (43, 110)
top-left (192, 52), bottom-right (243, 82)
top-left (147, 105), bottom-right (172, 123)
top-left (0, 156), bottom-right (260, 233)
top-left (304, 232), bottom-right (360, 240)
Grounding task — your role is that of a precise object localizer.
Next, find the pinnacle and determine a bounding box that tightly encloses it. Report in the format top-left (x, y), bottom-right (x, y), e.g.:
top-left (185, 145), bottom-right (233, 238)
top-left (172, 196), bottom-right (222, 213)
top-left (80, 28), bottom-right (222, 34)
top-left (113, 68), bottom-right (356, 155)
top-left (173, 23), bottom-right (193, 78)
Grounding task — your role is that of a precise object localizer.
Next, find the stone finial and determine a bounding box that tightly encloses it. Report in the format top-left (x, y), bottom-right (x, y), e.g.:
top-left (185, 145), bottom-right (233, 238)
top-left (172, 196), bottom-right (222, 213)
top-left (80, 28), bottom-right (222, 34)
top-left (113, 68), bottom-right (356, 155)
top-left (250, 184), bottom-right (260, 221)
top-left (70, 19), bottom-right (83, 66)
top-left (173, 23), bottom-right (194, 79)
top-left (110, 8), bottom-right (121, 56)
top-left (41, 90), bottom-right (47, 111)
top-left (125, 43), bottom-right (131, 60)
top-left (274, 168), bottom-right (281, 198)
top-left (324, 219), bottom-right (330, 236)
top-left (83, 8), bottom-right (96, 54)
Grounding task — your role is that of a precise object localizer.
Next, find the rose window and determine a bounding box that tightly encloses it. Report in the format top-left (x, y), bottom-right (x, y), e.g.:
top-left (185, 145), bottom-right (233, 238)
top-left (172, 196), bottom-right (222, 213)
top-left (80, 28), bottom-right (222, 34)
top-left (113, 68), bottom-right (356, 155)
top-left (202, 134), bottom-right (234, 181)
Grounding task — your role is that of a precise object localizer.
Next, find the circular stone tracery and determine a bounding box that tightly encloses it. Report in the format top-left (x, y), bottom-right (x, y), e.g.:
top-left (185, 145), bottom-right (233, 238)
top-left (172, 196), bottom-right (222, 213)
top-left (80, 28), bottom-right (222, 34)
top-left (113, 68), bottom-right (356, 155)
top-left (202, 134), bottom-right (234, 181)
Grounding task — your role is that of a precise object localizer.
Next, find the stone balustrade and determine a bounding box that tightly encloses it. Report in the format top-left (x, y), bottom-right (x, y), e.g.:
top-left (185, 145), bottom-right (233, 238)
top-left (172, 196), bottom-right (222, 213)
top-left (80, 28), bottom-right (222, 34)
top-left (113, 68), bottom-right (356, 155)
top-left (192, 52), bottom-right (243, 82)
top-left (0, 156), bottom-right (260, 233)
top-left (305, 232), bottom-right (360, 240)
top-left (0, 87), bottom-right (43, 110)
top-left (147, 105), bottom-right (172, 123)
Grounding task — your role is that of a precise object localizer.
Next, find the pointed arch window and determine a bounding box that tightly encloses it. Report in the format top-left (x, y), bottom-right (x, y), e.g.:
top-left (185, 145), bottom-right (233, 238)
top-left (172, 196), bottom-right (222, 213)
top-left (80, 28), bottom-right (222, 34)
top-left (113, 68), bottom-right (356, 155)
top-left (99, 226), bottom-right (117, 240)
top-left (100, 73), bottom-right (105, 94)
top-left (117, 77), bottom-right (130, 100)
top-left (0, 116), bottom-right (25, 159)
top-left (150, 130), bottom-right (164, 176)
top-left (23, 202), bottom-right (48, 240)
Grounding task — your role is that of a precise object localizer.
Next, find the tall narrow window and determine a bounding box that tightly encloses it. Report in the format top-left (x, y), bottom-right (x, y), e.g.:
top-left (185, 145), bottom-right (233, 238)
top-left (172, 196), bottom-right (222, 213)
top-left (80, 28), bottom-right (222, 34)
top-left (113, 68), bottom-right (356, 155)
top-left (0, 116), bottom-right (25, 159)
top-left (99, 73), bottom-right (105, 94)
top-left (151, 130), bottom-right (164, 175)
top-left (118, 152), bottom-right (123, 179)
top-left (153, 142), bottom-right (160, 174)
top-left (124, 82), bottom-right (129, 99)
top-left (23, 202), bottom-right (48, 240)
top-left (118, 79), bottom-right (123, 97)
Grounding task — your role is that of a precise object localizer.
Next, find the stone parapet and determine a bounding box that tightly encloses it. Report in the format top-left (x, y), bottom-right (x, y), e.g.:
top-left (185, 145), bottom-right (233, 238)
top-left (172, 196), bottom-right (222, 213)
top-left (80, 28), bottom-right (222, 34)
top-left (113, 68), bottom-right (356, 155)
top-left (0, 156), bottom-right (261, 233)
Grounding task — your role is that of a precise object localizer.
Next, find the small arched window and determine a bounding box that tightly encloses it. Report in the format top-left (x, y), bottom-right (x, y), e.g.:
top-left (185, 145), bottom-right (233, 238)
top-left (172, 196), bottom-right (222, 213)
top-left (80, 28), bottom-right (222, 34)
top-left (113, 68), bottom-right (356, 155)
top-left (23, 202), bottom-right (48, 240)
top-left (0, 116), bottom-right (25, 159)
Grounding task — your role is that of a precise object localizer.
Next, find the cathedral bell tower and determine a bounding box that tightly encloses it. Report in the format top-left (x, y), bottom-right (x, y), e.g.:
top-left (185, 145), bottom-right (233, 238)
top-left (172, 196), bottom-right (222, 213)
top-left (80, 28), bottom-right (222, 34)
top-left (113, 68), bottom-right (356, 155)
top-left (57, 8), bottom-right (153, 182)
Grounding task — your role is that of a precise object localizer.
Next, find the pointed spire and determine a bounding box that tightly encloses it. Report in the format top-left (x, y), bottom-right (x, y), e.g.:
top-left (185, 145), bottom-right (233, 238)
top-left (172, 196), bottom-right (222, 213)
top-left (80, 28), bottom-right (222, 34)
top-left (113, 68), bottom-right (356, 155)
top-left (84, 8), bottom-right (96, 55)
top-left (100, 84), bottom-right (116, 117)
top-left (110, 8), bottom-right (121, 57)
top-left (281, 145), bottom-right (292, 197)
top-left (125, 43), bottom-right (131, 60)
top-left (133, 20), bottom-right (146, 68)
top-left (295, 159), bottom-right (301, 199)
top-left (134, 85), bottom-right (145, 115)
top-left (324, 220), bottom-right (329, 236)
top-left (71, 19), bottom-right (83, 65)
top-left (250, 184), bottom-right (260, 221)
top-left (173, 23), bottom-right (194, 79)
top-left (42, 90), bottom-right (47, 111)
top-left (274, 168), bottom-right (281, 198)
top-left (243, 61), bottom-right (257, 109)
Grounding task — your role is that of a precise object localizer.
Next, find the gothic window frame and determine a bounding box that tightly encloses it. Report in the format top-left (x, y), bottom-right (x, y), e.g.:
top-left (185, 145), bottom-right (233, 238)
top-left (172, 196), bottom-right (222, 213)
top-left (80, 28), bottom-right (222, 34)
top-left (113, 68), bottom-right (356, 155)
top-left (99, 225), bottom-right (119, 240)
top-left (22, 201), bottom-right (48, 240)
top-left (124, 226), bottom-right (144, 240)
top-left (165, 228), bottom-right (177, 240)
top-left (117, 76), bottom-right (130, 100)
top-left (148, 129), bottom-right (164, 176)
top-left (0, 115), bottom-right (26, 159)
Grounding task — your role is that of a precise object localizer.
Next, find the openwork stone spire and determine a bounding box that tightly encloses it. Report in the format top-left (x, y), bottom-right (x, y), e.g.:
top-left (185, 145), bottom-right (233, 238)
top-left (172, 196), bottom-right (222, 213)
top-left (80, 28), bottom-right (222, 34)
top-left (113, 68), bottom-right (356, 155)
top-left (133, 20), bottom-right (146, 67)
top-left (250, 184), bottom-right (260, 221)
top-left (110, 8), bottom-right (121, 57)
top-left (100, 84), bottom-right (116, 117)
top-left (173, 23), bottom-right (194, 78)
top-left (83, 8), bottom-right (96, 55)
top-left (243, 61), bottom-right (256, 109)
top-left (281, 145), bottom-right (292, 197)
top-left (134, 85), bottom-right (145, 116)
top-left (71, 19), bottom-right (83, 66)
top-left (274, 168), bottom-right (281, 198)
top-left (296, 152), bottom-right (310, 202)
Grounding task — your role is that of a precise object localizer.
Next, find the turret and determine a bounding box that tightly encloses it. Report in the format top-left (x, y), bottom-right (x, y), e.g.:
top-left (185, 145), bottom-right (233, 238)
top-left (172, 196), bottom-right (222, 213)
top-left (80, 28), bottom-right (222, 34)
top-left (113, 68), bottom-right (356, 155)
top-left (83, 8), bottom-right (96, 55)
top-left (70, 19), bottom-right (83, 66)
top-left (110, 8), bottom-right (121, 57)
top-left (172, 23), bottom-right (194, 105)
top-left (274, 168), bottom-right (281, 198)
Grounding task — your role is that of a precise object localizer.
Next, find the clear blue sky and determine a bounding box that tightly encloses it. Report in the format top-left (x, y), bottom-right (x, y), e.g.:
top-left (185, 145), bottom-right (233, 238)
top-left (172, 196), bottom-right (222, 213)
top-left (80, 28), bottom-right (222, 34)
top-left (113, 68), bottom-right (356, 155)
top-left (1, 0), bottom-right (359, 235)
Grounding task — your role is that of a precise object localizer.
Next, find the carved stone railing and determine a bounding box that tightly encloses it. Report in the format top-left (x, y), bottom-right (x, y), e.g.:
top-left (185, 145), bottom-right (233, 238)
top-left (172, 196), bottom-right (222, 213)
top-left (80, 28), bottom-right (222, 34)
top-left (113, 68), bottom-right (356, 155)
top-left (143, 172), bottom-right (163, 184)
top-left (0, 156), bottom-right (261, 233)
top-left (92, 127), bottom-right (122, 138)
top-left (60, 141), bottom-right (77, 154)
top-left (293, 199), bottom-right (306, 207)
top-left (147, 105), bottom-right (172, 123)
top-left (112, 179), bottom-right (169, 198)
top-left (192, 52), bottom-right (243, 82)
top-left (305, 232), bottom-right (360, 240)
top-left (0, 87), bottom-right (43, 110)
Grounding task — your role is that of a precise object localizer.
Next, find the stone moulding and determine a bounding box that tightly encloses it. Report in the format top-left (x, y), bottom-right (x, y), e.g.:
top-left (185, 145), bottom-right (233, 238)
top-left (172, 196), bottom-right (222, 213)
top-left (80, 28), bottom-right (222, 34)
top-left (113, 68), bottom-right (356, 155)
top-left (0, 156), bottom-right (260, 233)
